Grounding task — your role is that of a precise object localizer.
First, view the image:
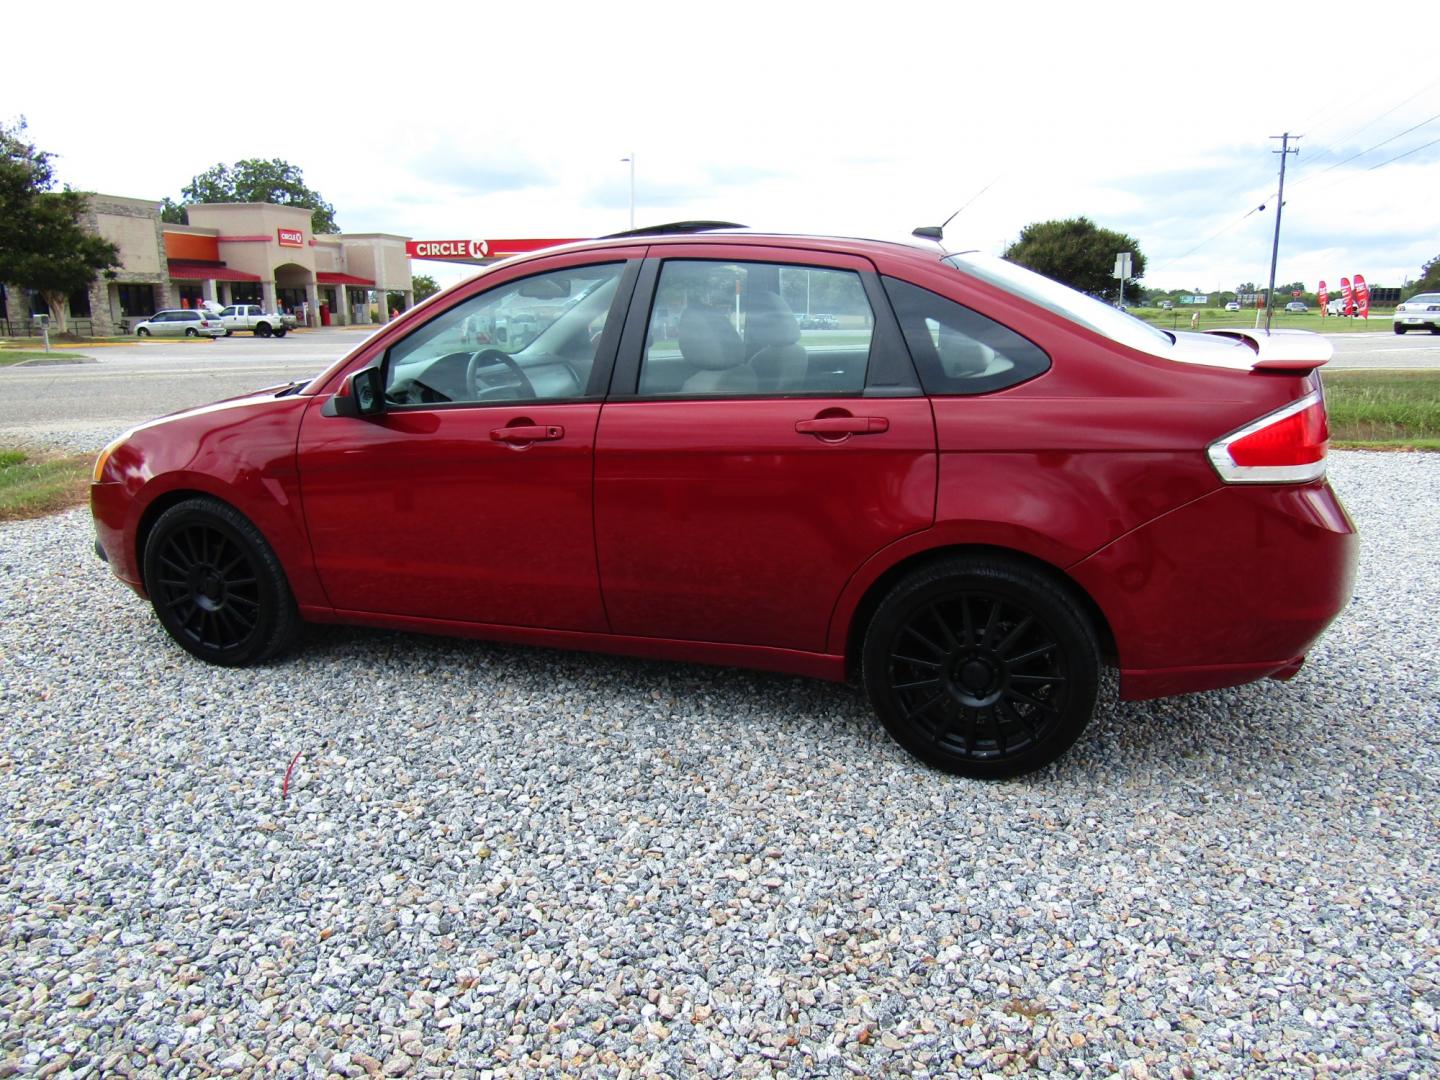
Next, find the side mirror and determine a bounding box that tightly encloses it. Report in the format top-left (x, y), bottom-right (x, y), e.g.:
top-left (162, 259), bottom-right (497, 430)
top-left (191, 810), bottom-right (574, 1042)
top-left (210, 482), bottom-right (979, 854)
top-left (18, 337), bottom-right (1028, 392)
top-left (324, 366), bottom-right (385, 418)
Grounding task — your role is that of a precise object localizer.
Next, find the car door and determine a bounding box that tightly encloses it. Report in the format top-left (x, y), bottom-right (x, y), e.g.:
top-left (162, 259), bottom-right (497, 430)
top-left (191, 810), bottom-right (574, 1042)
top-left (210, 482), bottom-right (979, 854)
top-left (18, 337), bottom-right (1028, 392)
top-left (296, 253), bottom-right (642, 630)
top-left (593, 247), bottom-right (937, 653)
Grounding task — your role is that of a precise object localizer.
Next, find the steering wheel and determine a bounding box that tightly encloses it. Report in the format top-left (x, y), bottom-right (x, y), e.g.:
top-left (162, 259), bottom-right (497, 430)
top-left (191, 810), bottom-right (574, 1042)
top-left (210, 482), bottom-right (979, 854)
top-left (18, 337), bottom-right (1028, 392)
top-left (465, 348), bottom-right (536, 401)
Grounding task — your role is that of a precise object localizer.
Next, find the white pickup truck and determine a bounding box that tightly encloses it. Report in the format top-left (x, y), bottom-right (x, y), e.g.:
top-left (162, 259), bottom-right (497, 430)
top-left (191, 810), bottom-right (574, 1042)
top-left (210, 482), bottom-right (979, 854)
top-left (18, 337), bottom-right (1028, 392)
top-left (217, 305), bottom-right (297, 338)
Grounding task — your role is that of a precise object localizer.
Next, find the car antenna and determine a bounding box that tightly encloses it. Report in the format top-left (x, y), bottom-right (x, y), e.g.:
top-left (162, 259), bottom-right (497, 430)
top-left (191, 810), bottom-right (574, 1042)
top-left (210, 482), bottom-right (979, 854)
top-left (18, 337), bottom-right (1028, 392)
top-left (912, 176), bottom-right (1002, 241)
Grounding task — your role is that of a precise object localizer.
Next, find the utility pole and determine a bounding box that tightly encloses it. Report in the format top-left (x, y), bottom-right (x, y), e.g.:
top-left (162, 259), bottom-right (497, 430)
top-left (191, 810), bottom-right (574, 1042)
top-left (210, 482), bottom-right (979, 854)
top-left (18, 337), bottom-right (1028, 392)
top-left (1265, 133), bottom-right (1299, 332)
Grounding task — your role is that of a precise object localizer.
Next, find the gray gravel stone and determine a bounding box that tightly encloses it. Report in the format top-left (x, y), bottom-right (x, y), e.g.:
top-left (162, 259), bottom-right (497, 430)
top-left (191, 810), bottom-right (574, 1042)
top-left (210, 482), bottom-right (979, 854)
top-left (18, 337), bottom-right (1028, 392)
top-left (1, 450), bottom-right (1437, 1077)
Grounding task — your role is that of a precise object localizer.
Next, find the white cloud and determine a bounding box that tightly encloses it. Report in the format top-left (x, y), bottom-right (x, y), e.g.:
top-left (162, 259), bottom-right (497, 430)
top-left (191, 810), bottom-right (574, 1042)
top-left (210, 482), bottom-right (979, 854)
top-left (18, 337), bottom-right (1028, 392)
top-left (5, 0), bottom-right (1437, 292)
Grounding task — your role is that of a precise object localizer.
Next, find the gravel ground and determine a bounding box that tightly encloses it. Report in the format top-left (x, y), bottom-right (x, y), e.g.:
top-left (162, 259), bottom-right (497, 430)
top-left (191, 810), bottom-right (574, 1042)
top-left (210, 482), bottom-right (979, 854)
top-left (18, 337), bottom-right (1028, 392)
top-left (1, 451), bottom-right (1437, 1079)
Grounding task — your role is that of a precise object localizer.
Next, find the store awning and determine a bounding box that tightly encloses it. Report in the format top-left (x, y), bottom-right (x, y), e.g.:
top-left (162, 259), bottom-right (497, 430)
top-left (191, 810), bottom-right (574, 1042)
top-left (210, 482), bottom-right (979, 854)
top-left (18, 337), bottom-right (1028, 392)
top-left (168, 260), bottom-right (261, 282)
top-left (317, 272), bottom-right (375, 286)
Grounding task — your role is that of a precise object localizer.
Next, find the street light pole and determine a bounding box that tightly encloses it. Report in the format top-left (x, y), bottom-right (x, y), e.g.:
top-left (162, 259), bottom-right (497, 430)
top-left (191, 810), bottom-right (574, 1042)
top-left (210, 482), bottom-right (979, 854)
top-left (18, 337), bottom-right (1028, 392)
top-left (620, 152), bottom-right (636, 229)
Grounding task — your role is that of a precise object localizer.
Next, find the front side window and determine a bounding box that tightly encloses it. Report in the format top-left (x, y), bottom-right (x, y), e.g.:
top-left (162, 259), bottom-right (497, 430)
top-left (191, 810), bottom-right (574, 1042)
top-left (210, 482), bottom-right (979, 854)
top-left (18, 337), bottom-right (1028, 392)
top-left (638, 260), bottom-right (874, 397)
top-left (383, 263), bottom-right (623, 407)
top-left (884, 277), bottom-right (1050, 395)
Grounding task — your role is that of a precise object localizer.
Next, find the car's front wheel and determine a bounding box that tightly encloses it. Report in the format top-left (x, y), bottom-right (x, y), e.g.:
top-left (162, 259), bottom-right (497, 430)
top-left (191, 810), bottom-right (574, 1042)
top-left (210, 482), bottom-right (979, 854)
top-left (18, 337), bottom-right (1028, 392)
top-left (862, 557), bottom-right (1100, 779)
top-left (142, 497), bottom-right (299, 666)
top-left (273, 328), bottom-right (287, 338)
top-left (136, 327), bottom-right (150, 337)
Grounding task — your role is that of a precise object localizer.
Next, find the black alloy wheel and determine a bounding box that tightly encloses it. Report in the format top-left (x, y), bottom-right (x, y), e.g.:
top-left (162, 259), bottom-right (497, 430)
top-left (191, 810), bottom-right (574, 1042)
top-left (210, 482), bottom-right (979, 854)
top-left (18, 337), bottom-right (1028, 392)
top-left (273, 328), bottom-right (287, 338)
top-left (863, 558), bottom-right (1099, 779)
top-left (256, 324), bottom-right (272, 337)
top-left (142, 497), bottom-right (298, 665)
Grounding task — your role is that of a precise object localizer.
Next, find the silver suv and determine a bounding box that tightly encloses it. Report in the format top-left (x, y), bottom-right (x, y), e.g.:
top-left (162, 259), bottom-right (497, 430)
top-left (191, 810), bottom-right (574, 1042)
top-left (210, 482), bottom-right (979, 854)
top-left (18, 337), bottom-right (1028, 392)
top-left (133, 309), bottom-right (226, 338)
top-left (1393, 293), bottom-right (1440, 335)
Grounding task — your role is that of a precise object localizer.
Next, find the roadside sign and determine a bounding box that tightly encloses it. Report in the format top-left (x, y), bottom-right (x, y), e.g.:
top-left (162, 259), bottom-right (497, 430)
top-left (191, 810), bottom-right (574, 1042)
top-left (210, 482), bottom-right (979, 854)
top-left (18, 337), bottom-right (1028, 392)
top-left (1318, 280), bottom-right (1328, 316)
top-left (1354, 274), bottom-right (1370, 319)
top-left (1340, 277), bottom-right (1354, 316)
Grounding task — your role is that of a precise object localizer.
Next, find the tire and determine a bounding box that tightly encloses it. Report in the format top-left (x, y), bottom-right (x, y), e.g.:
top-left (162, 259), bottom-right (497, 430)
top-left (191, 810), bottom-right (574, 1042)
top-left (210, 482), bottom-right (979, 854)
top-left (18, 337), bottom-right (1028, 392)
top-left (255, 323), bottom-right (272, 338)
top-left (185, 327), bottom-right (198, 337)
top-left (142, 497), bottom-right (299, 666)
top-left (862, 557), bottom-right (1099, 779)
top-left (273, 328), bottom-right (287, 338)
top-left (1394, 325), bottom-right (1406, 335)
top-left (224, 329), bottom-right (233, 337)
top-left (136, 327), bottom-right (150, 337)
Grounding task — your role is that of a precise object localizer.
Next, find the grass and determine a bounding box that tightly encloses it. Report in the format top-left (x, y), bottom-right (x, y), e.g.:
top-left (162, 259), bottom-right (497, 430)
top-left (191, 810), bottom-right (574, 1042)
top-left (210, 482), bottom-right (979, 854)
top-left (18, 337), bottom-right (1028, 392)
top-left (1322, 370), bottom-right (1440, 448)
top-left (1133, 308), bottom-right (1391, 334)
top-left (0, 350), bottom-right (94, 366)
top-left (0, 448), bottom-right (94, 522)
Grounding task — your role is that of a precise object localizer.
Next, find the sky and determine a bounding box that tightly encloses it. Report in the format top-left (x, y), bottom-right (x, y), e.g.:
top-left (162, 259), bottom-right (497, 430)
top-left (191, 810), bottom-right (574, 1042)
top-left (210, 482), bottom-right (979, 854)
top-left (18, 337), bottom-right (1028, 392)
top-left (5, 1), bottom-right (1438, 295)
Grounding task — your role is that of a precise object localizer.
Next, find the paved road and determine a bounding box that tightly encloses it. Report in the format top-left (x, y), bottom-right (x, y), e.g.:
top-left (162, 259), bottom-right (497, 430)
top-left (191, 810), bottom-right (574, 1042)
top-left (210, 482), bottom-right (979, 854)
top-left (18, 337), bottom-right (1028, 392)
top-left (1, 326), bottom-right (1435, 453)
top-left (0, 329), bottom-right (373, 451)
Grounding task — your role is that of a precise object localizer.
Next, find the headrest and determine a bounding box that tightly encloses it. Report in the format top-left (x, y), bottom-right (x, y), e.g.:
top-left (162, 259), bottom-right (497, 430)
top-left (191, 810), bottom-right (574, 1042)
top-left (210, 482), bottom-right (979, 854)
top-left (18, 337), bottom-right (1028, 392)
top-left (747, 291), bottom-right (802, 347)
top-left (677, 308), bottom-right (745, 371)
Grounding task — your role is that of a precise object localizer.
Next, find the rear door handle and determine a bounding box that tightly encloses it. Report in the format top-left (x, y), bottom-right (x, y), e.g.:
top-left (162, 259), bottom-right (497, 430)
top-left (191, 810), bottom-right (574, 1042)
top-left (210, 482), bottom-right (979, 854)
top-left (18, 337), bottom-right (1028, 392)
top-left (795, 416), bottom-right (889, 436)
top-left (490, 424), bottom-right (564, 443)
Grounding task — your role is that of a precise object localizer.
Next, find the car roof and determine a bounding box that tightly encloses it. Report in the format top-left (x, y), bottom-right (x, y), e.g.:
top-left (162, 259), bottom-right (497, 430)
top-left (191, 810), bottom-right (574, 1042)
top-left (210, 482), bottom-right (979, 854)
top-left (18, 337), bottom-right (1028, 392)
top-left (507, 227), bottom-right (948, 272)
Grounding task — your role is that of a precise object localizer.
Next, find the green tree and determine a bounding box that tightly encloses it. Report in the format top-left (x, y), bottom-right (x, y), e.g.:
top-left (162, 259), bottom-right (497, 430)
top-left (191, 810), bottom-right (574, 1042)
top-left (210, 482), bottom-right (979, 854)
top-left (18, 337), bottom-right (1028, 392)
top-left (1412, 255), bottom-right (1440, 296)
top-left (1003, 216), bottom-right (1146, 303)
top-left (0, 118), bottom-right (119, 334)
top-left (411, 273), bottom-right (440, 303)
top-left (167, 158), bottom-right (339, 234)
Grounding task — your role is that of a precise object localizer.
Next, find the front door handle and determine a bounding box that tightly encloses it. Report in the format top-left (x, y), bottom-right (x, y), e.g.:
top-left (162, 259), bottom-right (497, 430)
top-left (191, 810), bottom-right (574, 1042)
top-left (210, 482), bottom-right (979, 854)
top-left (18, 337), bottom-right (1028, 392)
top-left (490, 424), bottom-right (564, 443)
top-left (795, 416), bottom-right (889, 436)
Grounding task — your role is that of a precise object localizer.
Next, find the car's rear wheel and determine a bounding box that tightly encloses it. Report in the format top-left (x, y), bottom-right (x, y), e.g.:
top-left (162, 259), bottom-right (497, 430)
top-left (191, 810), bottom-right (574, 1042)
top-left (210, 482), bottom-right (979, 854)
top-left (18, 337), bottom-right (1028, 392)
top-left (273, 328), bottom-right (287, 338)
top-left (185, 327), bottom-right (198, 337)
top-left (1395, 325), bottom-right (1406, 335)
top-left (224, 329), bottom-right (233, 337)
top-left (256, 323), bottom-right (272, 337)
top-left (142, 497), bottom-right (298, 666)
top-left (862, 557), bottom-right (1099, 779)
top-left (136, 327), bottom-right (150, 337)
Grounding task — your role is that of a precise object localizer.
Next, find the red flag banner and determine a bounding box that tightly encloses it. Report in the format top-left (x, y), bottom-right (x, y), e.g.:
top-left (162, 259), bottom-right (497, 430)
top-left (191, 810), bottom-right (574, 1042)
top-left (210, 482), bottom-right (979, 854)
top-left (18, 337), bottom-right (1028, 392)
top-left (1340, 277), bottom-right (1354, 316)
top-left (1354, 274), bottom-right (1370, 318)
top-left (1318, 280), bottom-right (1329, 316)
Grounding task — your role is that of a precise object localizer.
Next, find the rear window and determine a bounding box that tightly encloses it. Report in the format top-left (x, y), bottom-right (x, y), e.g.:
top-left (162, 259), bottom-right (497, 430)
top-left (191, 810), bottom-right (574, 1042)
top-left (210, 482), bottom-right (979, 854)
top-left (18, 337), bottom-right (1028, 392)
top-left (883, 277), bottom-right (1049, 395)
top-left (943, 251), bottom-right (1174, 356)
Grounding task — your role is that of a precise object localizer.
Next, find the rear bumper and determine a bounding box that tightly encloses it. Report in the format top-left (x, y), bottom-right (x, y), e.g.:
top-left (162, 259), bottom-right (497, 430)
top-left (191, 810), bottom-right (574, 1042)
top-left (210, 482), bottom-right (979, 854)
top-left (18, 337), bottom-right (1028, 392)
top-left (1070, 479), bottom-right (1357, 701)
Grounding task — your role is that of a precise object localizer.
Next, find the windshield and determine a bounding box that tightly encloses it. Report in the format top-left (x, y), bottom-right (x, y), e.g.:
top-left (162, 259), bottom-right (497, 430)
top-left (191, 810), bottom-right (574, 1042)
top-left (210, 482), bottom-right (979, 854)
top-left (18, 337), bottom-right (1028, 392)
top-left (942, 251), bottom-right (1175, 355)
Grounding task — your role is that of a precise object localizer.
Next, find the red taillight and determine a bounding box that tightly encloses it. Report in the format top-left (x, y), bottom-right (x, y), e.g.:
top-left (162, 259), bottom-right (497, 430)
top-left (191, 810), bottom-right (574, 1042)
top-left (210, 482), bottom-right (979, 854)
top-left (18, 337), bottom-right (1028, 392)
top-left (1208, 392), bottom-right (1328, 483)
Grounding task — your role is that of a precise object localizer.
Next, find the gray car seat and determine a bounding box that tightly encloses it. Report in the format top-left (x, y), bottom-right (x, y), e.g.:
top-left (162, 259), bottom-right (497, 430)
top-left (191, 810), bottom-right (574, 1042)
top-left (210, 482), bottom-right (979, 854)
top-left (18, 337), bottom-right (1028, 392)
top-left (678, 307), bottom-right (756, 394)
top-left (747, 291), bottom-right (808, 391)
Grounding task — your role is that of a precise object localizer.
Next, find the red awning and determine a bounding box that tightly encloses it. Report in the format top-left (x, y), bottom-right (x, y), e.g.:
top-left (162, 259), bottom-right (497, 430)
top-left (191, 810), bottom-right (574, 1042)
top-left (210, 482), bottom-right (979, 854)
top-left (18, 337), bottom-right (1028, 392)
top-left (317, 272), bottom-right (375, 286)
top-left (167, 260), bottom-right (261, 282)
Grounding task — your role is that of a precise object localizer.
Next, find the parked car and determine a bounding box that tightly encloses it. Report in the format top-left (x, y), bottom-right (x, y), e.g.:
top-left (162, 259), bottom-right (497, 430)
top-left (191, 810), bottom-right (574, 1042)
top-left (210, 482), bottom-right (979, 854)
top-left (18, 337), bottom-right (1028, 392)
top-left (1158, 300), bottom-right (1174, 310)
top-left (1225, 301), bottom-right (1242, 312)
top-left (217, 305), bottom-right (296, 338)
top-left (1284, 301), bottom-right (1308, 313)
top-left (1393, 292), bottom-right (1440, 335)
top-left (132, 310), bottom-right (226, 338)
top-left (91, 226), bottom-right (1357, 779)
top-left (1326, 299), bottom-right (1355, 317)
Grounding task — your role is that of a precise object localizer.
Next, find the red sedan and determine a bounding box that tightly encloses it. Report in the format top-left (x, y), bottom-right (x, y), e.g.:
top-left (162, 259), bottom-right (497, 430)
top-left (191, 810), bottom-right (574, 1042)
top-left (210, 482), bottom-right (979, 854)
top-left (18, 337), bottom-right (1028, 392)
top-left (91, 226), bottom-right (1357, 778)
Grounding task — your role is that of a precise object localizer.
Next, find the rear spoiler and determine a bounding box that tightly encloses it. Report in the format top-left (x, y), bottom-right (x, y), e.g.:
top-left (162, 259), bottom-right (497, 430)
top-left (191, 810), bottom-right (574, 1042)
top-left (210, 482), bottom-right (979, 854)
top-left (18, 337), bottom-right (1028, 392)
top-left (1203, 328), bottom-right (1331, 372)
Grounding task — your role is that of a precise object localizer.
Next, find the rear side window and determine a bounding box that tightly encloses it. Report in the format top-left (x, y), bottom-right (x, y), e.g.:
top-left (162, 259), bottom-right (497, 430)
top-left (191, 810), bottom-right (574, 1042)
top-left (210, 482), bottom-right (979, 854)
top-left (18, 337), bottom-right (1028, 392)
top-left (883, 277), bottom-right (1049, 395)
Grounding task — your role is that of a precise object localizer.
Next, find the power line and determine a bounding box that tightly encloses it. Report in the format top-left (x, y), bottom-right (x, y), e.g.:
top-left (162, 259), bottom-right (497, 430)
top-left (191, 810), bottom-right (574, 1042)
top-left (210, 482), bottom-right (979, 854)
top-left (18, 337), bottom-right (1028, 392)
top-left (1299, 73), bottom-right (1440, 170)
top-left (1367, 134), bottom-right (1440, 170)
top-left (1289, 111), bottom-right (1440, 188)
